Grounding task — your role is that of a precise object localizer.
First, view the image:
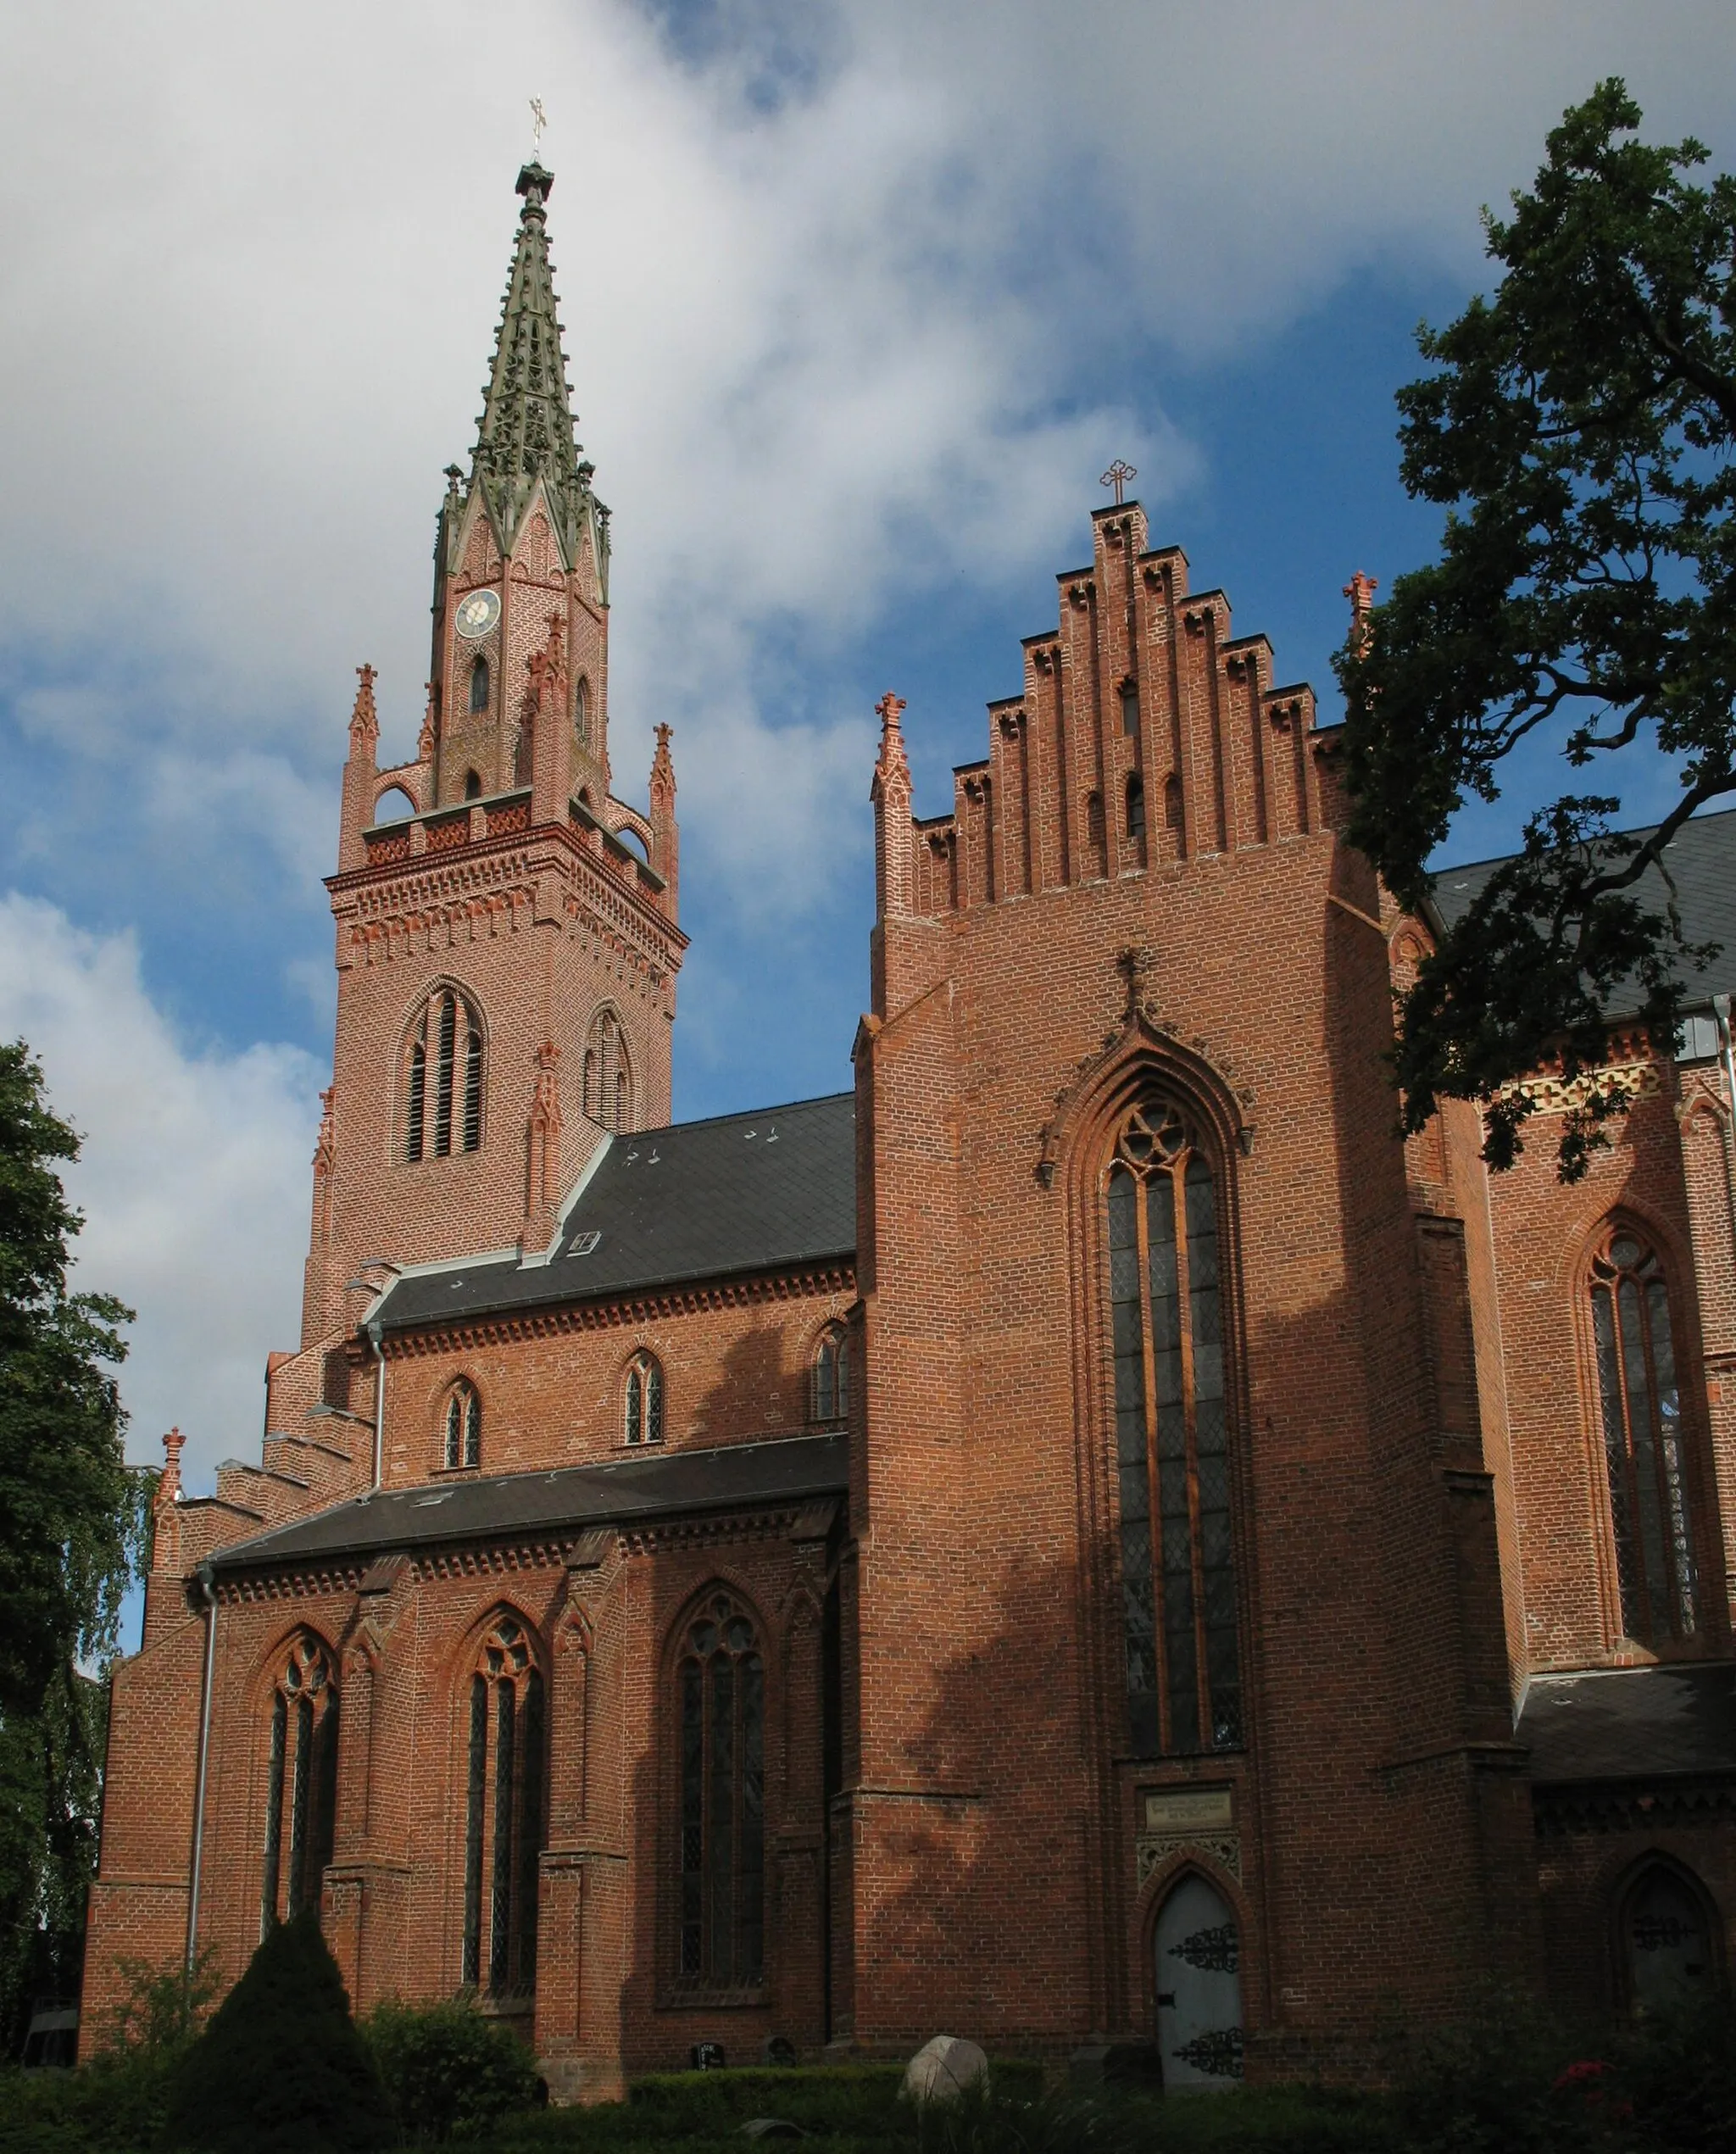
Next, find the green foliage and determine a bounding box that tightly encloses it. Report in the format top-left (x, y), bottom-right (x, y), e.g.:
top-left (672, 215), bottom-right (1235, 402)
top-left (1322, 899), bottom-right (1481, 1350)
top-left (1336, 81), bottom-right (1736, 1177)
top-left (367, 1995), bottom-right (542, 2142)
top-left (1612, 1982), bottom-right (1736, 2154)
top-left (0, 1039), bottom-right (147, 2047)
top-left (0, 2049), bottom-right (179, 2154)
top-left (97, 1944), bottom-right (220, 2059)
top-left (159, 1914), bottom-right (394, 2154)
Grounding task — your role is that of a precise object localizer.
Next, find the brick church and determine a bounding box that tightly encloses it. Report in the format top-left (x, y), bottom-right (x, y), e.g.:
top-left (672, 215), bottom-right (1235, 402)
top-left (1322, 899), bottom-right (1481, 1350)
top-left (85, 160), bottom-right (1736, 2095)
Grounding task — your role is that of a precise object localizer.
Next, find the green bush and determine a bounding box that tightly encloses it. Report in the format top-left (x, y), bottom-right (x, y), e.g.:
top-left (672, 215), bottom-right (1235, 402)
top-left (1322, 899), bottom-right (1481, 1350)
top-left (1613, 1985), bottom-right (1736, 2154)
top-left (159, 1913), bottom-right (394, 2154)
top-left (367, 1995), bottom-right (542, 2142)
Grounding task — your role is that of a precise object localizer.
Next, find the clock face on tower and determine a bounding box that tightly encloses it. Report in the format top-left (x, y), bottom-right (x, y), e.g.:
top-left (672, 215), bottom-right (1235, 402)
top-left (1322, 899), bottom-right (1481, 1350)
top-left (454, 588), bottom-right (501, 639)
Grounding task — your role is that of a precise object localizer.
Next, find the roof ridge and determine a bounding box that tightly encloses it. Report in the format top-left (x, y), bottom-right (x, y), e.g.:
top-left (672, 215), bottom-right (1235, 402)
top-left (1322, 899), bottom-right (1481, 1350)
top-left (632, 1089), bottom-right (854, 1140)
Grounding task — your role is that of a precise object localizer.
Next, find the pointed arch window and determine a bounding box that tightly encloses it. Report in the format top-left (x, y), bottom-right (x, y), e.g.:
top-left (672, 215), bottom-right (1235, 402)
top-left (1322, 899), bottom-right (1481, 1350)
top-left (583, 1009), bottom-right (632, 1133)
top-left (260, 1634), bottom-right (338, 1937)
top-left (814, 1326), bottom-right (849, 1425)
top-left (574, 676), bottom-right (590, 749)
top-left (1589, 1224), bottom-right (1698, 1644)
top-left (677, 1593), bottom-right (765, 1987)
top-left (403, 990), bottom-right (483, 1161)
top-left (1106, 1096), bottom-right (1242, 1756)
top-left (469, 654), bottom-right (490, 715)
top-left (461, 1616), bottom-right (545, 1996)
top-left (443, 1380), bottom-right (482, 1471)
top-left (625, 1350), bottom-right (664, 1447)
top-left (464, 769), bottom-right (483, 800)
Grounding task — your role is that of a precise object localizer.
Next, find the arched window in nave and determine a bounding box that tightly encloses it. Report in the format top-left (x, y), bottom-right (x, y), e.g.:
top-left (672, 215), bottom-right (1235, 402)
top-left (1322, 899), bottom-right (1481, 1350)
top-left (403, 989), bottom-right (484, 1162)
top-left (624, 1350), bottom-right (665, 1447)
top-left (443, 1379), bottom-right (482, 1471)
top-left (1106, 1094), bottom-right (1242, 1757)
top-left (676, 1593), bottom-right (765, 1986)
top-left (461, 1616), bottom-right (546, 1995)
top-left (1588, 1222), bottom-right (1698, 1644)
top-left (813, 1325), bottom-right (849, 1425)
top-left (260, 1634), bottom-right (339, 1936)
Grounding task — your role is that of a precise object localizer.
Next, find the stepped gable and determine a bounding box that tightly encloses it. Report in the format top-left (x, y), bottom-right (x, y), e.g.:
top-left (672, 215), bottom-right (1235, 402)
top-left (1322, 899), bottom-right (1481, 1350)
top-left (371, 1089), bottom-right (856, 1333)
top-left (203, 1430), bottom-right (849, 1573)
top-left (1429, 804), bottom-right (1736, 1014)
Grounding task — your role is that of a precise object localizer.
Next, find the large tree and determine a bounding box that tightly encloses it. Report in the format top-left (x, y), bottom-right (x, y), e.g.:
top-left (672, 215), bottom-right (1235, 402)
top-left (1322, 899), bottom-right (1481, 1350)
top-left (1338, 81), bottom-right (1736, 1178)
top-left (0, 1040), bottom-right (145, 2045)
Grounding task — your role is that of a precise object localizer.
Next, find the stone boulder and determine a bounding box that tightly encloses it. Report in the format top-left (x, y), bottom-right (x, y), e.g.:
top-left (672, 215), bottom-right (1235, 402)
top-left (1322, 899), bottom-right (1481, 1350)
top-left (903, 2035), bottom-right (989, 2106)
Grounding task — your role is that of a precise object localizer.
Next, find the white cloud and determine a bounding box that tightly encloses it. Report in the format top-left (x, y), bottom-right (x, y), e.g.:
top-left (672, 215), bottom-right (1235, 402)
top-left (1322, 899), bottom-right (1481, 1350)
top-left (6, 0), bottom-right (1724, 919)
top-left (0, 896), bottom-right (322, 1490)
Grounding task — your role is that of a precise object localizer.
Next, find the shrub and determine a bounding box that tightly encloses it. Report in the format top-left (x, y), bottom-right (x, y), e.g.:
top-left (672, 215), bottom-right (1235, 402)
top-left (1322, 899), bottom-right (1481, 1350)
top-left (159, 1912), bottom-right (394, 2154)
top-left (1614, 1984), bottom-right (1736, 2154)
top-left (367, 1995), bottom-right (542, 2143)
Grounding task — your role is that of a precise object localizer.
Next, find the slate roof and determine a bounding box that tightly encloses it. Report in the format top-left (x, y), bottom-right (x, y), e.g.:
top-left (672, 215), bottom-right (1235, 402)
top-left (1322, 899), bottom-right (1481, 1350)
top-left (1518, 1664), bottom-right (1736, 1783)
top-left (207, 1431), bottom-right (848, 1575)
top-left (372, 1091), bottom-right (856, 1336)
top-left (1431, 807), bottom-right (1736, 1010)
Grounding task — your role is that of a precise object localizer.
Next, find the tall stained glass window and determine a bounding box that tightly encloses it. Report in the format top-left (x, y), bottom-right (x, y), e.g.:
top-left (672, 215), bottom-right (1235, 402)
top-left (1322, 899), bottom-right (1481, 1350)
top-left (676, 1594), bottom-right (765, 1986)
top-left (1107, 1096), bottom-right (1242, 1756)
top-left (460, 1616), bottom-right (545, 1995)
top-left (1589, 1226), bottom-right (1697, 1644)
top-left (260, 1634), bottom-right (339, 1936)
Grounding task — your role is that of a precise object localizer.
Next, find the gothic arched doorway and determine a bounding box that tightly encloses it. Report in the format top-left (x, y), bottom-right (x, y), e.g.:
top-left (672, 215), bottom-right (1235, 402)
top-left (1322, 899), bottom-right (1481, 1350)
top-left (1622, 1862), bottom-right (1716, 2012)
top-left (1154, 1873), bottom-right (1244, 2088)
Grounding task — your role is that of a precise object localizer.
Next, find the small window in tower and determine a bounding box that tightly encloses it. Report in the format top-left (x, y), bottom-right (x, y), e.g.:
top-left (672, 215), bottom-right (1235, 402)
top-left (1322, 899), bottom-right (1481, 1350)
top-left (465, 769), bottom-right (483, 801)
top-left (575, 676), bottom-right (590, 749)
top-left (470, 655), bottom-right (490, 716)
top-left (1121, 680), bottom-right (1140, 737)
top-left (1127, 776), bottom-right (1147, 840)
top-left (1164, 773), bottom-right (1184, 832)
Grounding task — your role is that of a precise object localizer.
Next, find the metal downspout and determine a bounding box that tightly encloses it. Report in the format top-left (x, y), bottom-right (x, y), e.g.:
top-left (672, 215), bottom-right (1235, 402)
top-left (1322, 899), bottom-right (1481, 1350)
top-left (370, 1320), bottom-right (386, 1490)
top-left (185, 1563), bottom-right (218, 1981)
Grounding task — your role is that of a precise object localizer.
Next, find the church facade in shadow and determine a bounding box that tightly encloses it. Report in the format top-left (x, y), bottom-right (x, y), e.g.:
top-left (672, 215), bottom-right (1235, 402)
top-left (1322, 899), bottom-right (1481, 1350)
top-left (85, 160), bottom-right (1736, 2096)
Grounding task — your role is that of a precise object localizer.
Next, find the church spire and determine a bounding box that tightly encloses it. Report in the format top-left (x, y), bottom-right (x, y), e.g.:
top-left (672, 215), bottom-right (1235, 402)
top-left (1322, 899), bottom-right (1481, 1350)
top-left (470, 163), bottom-right (604, 571)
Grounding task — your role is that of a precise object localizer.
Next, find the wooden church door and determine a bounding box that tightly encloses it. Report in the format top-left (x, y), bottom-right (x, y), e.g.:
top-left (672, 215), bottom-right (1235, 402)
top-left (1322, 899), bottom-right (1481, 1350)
top-left (1154, 1874), bottom-right (1244, 2089)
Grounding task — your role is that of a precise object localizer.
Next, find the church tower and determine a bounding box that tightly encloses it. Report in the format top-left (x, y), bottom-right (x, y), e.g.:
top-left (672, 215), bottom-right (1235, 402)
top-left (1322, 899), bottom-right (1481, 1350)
top-left (291, 160), bottom-right (685, 1389)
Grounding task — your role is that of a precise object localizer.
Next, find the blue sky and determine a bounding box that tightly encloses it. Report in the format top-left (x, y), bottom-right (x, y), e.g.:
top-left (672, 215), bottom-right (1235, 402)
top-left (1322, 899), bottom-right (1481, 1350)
top-left (1, 0), bottom-right (1731, 1533)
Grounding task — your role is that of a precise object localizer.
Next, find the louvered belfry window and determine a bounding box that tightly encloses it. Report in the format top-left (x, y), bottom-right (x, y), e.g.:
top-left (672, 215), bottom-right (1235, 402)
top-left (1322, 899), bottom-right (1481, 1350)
top-left (1589, 1225), bottom-right (1697, 1644)
top-left (1107, 1097), bottom-right (1242, 1756)
top-left (677, 1594), bottom-right (765, 1987)
top-left (461, 1617), bottom-right (545, 1995)
top-left (404, 991), bottom-right (483, 1161)
top-left (260, 1634), bottom-right (339, 1937)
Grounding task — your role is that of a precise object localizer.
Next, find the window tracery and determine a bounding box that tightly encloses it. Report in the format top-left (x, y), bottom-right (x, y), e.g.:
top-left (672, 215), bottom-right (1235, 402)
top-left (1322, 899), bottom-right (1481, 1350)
top-left (260, 1634), bottom-right (338, 1936)
top-left (443, 1379), bottom-right (482, 1471)
top-left (1589, 1223), bottom-right (1698, 1643)
top-left (676, 1593), bottom-right (765, 1987)
top-left (625, 1350), bottom-right (664, 1447)
top-left (461, 1616), bottom-right (545, 1996)
top-left (1105, 1095), bottom-right (1242, 1756)
top-left (404, 990), bottom-right (483, 1162)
